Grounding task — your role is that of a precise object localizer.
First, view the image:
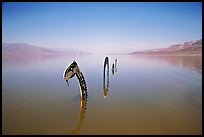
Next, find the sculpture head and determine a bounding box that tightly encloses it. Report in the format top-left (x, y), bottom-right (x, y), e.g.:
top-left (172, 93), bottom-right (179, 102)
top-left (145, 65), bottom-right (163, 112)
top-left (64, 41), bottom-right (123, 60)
top-left (63, 61), bottom-right (81, 81)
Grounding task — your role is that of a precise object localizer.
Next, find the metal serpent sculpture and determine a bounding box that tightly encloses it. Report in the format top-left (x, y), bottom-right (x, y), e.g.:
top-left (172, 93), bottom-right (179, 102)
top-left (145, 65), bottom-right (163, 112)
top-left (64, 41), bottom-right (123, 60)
top-left (115, 59), bottom-right (117, 72)
top-left (112, 63), bottom-right (115, 75)
top-left (63, 61), bottom-right (88, 99)
top-left (103, 57), bottom-right (109, 98)
top-left (112, 59), bottom-right (118, 75)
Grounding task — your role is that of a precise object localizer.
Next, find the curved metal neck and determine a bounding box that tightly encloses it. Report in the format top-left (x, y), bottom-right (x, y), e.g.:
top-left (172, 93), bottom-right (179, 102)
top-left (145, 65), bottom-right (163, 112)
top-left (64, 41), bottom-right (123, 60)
top-left (76, 72), bottom-right (83, 98)
top-left (75, 71), bottom-right (87, 99)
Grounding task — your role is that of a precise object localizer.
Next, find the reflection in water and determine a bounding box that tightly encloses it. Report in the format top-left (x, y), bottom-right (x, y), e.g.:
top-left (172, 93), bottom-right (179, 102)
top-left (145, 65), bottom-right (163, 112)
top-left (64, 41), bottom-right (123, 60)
top-left (158, 56), bottom-right (202, 74)
top-left (71, 97), bottom-right (88, 134)
top-left (103, 57), bottom-right (109, 98)
top-left (131, 55), bottom-right (202, 74)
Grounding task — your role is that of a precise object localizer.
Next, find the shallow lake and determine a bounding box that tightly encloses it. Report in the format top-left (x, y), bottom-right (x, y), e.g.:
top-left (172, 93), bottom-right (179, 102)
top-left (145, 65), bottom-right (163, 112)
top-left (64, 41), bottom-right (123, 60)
top-left (2, 54), bottom-right (202, 135)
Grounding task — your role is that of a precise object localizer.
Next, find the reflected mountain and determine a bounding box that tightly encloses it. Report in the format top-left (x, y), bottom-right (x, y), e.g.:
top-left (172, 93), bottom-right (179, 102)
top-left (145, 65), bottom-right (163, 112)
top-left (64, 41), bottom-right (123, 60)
top-left (151, 56), bottom-right (201, 74)
top-left (130, 55), bottom-right (202, 74)
top-left (157, 56), bottom-right (202, 73)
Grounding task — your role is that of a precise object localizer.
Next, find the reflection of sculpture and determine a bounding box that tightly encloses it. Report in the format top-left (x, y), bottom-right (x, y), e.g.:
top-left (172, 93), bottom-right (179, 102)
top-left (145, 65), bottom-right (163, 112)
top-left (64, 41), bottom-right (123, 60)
top-left (103, 57), bottom-right (109, 98)
top-left (63, 61), bottom-right (88, 99)
top-left (71, 97), bottom-right (88, 134)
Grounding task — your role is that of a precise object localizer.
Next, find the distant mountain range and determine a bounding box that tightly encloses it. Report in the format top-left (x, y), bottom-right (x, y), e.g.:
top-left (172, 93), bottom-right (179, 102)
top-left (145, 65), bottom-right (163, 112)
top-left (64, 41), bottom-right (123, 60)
top-left (2, 39), bottom-right (202, 56)
top-left (2, 42), bottom-right (91, 57)
top-left (131, 39), bottom-right (202, 56)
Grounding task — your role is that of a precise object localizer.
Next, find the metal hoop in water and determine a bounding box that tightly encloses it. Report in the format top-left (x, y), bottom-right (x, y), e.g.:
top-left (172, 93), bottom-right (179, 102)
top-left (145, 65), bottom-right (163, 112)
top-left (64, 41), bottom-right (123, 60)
top-left (103, 57), bottom-right (109, 98)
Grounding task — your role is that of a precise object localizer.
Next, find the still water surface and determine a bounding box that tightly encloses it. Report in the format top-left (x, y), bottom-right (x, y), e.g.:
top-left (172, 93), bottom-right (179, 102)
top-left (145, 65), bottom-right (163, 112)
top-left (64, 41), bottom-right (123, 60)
top-left (2, 55), bottom-right (202, 135)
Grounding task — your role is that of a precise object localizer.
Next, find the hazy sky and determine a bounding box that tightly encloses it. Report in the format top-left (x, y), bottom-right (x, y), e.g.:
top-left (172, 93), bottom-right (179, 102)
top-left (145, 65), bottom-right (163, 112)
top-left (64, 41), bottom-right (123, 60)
top-left (2, 2), bottom-right (202, 54)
